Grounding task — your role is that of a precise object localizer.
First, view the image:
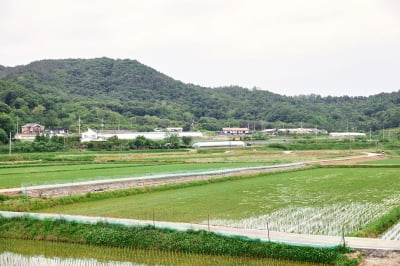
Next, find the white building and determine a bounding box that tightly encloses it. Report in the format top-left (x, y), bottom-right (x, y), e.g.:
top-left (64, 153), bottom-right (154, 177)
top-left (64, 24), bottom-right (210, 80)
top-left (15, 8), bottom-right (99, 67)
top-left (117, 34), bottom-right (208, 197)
top-left (80, 128), bottom-right (203, 142)
top-left (278, 128), bottom-right (327, 134)
top-left (329, 132), bottom-right (366, 138)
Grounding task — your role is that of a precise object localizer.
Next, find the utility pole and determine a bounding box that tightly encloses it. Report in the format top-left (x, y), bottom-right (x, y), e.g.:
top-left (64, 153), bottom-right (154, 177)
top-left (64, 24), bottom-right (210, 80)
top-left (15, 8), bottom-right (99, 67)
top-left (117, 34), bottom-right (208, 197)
top-left (370, 127), bottom-right (372, 141)
top-left (9, 132), bottom-right (12, 156)
top-left (78, 116), bottom-right (81, 139)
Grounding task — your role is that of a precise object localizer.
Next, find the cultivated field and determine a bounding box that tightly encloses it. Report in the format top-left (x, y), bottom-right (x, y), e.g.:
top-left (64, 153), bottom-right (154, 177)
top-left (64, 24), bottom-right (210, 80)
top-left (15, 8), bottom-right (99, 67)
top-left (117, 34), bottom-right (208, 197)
top-left (39, 167), bottom-right (400, 236)
top-left (0, 239), bottom-right (325, 266)
top-left (0, 161), bottom-right (272, 188)
top-left (0, 148), bottom-right (356, 188)
top-left (363, 157), bottom-right (400, 165)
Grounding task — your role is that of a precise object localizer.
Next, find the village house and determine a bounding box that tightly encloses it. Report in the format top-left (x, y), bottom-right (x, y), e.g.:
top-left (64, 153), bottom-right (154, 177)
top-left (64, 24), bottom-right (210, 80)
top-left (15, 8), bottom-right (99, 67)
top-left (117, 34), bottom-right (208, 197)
top-left (21, 123), bottom-right (45, 135)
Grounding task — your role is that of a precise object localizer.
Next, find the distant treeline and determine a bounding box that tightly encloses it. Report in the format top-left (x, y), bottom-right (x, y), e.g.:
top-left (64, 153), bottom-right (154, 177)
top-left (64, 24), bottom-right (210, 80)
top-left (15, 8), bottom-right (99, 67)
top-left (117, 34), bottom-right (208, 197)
top-left (1, 57), bottom-right (400, 145)
top-left (0, 134), bottom-right (192, 153)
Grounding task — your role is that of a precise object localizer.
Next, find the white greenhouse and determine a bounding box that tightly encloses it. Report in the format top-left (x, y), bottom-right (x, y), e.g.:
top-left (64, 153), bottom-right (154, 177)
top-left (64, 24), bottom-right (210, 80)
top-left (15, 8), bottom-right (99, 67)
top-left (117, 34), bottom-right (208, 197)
top-left (192, 141), bottom-right (245, 148)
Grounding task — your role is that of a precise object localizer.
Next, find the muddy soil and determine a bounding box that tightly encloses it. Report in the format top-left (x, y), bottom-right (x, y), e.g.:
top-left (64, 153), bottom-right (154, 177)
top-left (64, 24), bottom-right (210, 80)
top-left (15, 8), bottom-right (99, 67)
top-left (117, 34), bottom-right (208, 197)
top-left (358, 249), bottom-right (400, 266)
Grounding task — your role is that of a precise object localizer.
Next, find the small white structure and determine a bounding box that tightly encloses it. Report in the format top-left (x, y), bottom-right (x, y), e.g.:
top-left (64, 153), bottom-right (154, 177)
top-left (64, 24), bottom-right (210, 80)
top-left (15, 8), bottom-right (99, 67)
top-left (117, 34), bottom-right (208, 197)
top-left (262, 128), bottom-right (277, 136)
top-left (278, 128), bottom-right (327, 134)
top-left (222, 128), bottom-right (249, 135)
top-left (329, 132), bottom-right (366, 138)
top-left (192, 141), bottom-right (245, 148)
top-left (80, 128), bottom-right (203, 142)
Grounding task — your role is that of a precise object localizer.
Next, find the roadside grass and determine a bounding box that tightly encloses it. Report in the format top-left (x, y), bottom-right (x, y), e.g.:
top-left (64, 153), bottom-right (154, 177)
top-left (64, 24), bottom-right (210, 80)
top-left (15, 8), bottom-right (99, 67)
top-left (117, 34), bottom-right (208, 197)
top-left (0, 161), bottom-right (274, 188)
top-left (38, 167), bottom-right (400, 236)
top-left (0, 238), bottom-right (328, 266)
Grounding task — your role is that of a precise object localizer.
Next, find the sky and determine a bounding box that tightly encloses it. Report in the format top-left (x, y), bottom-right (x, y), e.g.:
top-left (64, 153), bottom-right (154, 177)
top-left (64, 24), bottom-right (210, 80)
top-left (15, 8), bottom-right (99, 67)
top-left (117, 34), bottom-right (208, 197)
top-left (1, 0), bottom-right (400, 96)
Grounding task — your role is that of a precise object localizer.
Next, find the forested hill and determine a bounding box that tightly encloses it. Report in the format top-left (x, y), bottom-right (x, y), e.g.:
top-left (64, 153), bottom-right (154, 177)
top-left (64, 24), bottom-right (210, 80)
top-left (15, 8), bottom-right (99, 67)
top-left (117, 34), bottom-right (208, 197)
top-left (0, 57), bottom-right (399, 138)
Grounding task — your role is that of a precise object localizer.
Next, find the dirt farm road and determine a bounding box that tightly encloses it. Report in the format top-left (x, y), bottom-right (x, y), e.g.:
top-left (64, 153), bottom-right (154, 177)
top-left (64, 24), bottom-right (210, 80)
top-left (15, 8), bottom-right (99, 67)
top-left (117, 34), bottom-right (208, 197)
top-left (1, 211), bottom-right (399, 251)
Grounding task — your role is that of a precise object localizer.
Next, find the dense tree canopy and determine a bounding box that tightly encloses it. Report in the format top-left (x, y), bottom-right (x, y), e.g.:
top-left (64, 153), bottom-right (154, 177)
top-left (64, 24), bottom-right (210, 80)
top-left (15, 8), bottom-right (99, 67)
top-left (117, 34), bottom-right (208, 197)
top-left (0, 57), bottom-right (399, 143)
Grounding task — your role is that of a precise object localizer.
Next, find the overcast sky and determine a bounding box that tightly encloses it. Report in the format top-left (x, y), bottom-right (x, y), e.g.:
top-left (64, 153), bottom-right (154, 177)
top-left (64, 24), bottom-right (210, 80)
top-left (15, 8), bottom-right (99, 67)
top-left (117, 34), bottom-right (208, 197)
top-left (1, 0), bottom-right (400, 96)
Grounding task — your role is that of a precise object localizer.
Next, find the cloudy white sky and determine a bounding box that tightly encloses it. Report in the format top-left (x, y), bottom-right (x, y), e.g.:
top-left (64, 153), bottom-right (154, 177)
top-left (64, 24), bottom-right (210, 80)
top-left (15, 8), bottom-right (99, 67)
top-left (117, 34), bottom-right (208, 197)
top-left (1, 0), bottom-right (400, 96)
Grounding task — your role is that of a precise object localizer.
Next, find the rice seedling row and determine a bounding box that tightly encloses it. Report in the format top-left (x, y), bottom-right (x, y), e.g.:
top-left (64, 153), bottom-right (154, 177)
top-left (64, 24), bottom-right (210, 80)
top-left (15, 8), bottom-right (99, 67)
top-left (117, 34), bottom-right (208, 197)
top-left (38, 167), bottom-right (400, 236)
top-left (380, 221), bottom-right (400, 240)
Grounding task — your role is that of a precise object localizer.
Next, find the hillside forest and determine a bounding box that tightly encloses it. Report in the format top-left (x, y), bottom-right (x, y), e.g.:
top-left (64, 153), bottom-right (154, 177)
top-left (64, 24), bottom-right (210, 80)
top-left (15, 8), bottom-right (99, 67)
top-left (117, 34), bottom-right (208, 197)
top-left (1, 57), bottom-right (400, 144)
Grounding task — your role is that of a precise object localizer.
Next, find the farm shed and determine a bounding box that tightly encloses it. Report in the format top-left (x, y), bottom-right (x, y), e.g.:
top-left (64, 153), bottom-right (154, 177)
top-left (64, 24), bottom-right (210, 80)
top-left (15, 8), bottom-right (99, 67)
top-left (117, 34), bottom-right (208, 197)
top-left (192, 141), bottom-right (245, 148)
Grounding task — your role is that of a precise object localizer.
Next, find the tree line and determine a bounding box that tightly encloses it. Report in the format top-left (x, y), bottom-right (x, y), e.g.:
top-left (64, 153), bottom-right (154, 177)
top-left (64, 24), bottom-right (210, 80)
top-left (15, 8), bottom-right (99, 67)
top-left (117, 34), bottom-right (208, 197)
top-left (0, 58), bottom-right (400, 145)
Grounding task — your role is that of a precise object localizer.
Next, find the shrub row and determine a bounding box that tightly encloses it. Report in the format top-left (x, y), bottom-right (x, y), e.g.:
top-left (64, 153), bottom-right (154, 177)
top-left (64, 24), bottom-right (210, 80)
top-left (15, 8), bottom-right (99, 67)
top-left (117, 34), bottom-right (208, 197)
top-left (0, 216), bottom-right (358, 265)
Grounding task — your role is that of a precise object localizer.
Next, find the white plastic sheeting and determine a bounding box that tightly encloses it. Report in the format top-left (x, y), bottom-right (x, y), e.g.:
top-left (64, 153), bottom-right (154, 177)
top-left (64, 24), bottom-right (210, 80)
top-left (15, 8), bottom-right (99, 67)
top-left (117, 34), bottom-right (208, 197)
top-left (192, 141), bottom-right (245, 148)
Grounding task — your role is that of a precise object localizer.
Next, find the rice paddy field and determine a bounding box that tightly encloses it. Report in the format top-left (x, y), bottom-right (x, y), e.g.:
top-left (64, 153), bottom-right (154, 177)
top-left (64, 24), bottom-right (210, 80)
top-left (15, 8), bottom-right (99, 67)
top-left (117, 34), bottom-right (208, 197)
top-left (0, 149), bottom-right (352, 188)
top-left (39, 167), bottom-right (400, 236)
top-left (0, 239), bottom-right (327, 266)
top-left (363, 157), bottom-right (400, 164)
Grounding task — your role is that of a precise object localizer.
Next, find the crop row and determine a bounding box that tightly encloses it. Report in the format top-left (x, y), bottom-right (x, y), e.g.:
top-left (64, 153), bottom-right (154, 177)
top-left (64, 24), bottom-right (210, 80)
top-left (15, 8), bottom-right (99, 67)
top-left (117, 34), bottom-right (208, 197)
top-left (0, 238), bottom-right (327, 266)
top-left (380, 221), bottom-right (400, 240)
top-left (208, 194), bottom-right (400, 235)
top-left (0, 252), bottom-right (134, 266)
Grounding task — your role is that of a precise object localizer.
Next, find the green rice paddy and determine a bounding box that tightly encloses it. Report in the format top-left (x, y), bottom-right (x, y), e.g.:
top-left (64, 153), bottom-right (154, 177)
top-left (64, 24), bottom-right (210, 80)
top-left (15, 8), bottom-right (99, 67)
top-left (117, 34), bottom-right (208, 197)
top-left (0, 161), bottom-right (273, 188)
top-left (39, 167), bottom-right (400, 227)
top-left (363, 158), bottom-right (400, 164)
top-left (0, 239), bottom-right (327, 266)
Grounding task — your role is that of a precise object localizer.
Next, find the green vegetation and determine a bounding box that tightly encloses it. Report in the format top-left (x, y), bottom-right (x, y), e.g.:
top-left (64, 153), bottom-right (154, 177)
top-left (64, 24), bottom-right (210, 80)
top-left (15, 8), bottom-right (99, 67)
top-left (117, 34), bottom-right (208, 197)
top-left (363, 158), bottom-right (400, 164)
top-left (267, 139), bottom-right (377, 150)
top-left (1, 57), bottom-right (400, 146)
top-left (0, 239), bottom-right (327, 266)
top-left (1, 148), bottom-right (350, 188)
top-left (0, 169), bottom-right (308, 212)
top-left (350, 206), bottom-right (400, 238)
top-left (0, 161), bottom-right (272, 188)
top-left (36, 167), bottom-right (400, 223)
top-left (0, 217), bottom-right (357, 265)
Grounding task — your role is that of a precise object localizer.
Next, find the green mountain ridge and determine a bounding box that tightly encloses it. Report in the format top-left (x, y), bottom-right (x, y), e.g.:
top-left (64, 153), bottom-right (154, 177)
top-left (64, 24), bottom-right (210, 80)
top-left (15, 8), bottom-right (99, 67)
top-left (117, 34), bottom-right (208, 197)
top-left (0, 57), bottom-right (399, 142)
